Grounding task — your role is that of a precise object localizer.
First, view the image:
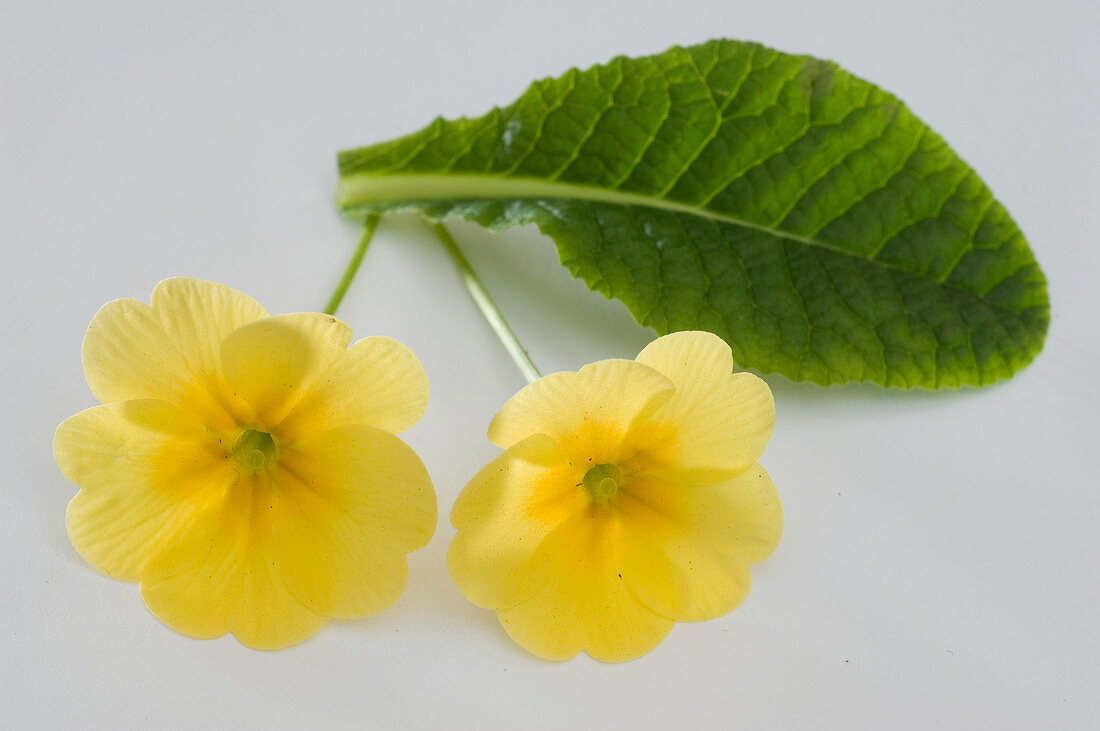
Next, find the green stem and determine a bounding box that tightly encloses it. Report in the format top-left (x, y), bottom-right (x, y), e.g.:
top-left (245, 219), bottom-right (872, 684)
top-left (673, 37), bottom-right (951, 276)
top-left (429, 220), bottom-right (541, 383)
top-left (323, 214), bottom-right (380, 315)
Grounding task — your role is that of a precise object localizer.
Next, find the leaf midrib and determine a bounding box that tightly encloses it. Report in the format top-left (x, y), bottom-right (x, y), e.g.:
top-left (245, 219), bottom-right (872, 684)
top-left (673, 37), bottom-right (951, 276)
top-left (342, 172), bottom-right (850, 251)
top-left (338, 171), bottom-right (1024, 316)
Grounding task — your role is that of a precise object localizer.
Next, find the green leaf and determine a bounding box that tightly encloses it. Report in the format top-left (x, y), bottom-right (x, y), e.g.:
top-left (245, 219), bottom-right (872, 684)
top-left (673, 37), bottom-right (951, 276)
top-left (336, 39), bottom-right (1048, 388)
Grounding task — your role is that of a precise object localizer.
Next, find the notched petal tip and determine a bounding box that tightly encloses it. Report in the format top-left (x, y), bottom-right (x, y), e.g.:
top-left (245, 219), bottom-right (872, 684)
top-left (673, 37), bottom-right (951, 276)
top-left (219, 312), bottom-right (354, 426)
top-left (637, 329), bottom-right (734, 369)
top-left (635, 329), bottom-right (775, 480)
top-left (486, 359), bottom-right (675, 453)
top-left (279, 334), bottom-right (430, 438)
top-left (80, 277), bottom-right (270, 410)
top-left (80, 297), bottom-right (186, 405)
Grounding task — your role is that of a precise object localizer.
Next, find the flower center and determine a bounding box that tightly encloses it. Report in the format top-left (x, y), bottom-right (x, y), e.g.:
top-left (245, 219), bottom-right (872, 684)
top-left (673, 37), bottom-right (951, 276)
top-left (232, 429), bottom-right (277, 471)
top-left (582, 463), bottom-right (622, 500)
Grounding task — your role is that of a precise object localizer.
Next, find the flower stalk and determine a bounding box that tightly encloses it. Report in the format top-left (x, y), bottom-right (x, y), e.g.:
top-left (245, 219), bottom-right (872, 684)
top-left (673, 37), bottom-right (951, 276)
top-left (428, 220), bottom-right (541, 384)
top-left (323, 214), bottom-right (381, 315)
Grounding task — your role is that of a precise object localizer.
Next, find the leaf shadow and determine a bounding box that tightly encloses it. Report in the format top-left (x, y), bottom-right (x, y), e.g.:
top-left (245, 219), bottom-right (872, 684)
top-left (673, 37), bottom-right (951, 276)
top-left (763, 372), bottom-right (990, 406)
top-left (389, 215), bottom-right (1002, 409)
top-left (388, 216), bottom-right (654, 370)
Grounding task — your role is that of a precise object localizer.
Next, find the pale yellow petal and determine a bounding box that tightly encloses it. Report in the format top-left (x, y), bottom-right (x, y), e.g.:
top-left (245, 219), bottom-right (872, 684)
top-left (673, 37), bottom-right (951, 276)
top-left (496, 508), bottom-right (674, 662)
top-left (55, 399), bottom-right (235, 582)
top-left (616, 464), bottom-right (782, 622)
top-left (139, 472), bottom-right (326, 650)
top-left (141, 425), bottom-right (434, 649)
top-left (279, 336), bottom-right (428, 440)
top-left (448, 434), bottom-right (581, 609)
top-left (81, 298), bottom-right (194, 406)
top-left (634, 331), bottom-right (775, 481)
top-left (81, 278), bottom-right (266, 426)
top-left (219, 313), bottom-right (352, 428)
top-left (149, 277), bottom-right (268, 379)
top-left (142, 555), bottom-right (327, 650)
top-left (487, 359), bottom-right (675, 463)
top-left (271, 425), bottom-right (437, 618)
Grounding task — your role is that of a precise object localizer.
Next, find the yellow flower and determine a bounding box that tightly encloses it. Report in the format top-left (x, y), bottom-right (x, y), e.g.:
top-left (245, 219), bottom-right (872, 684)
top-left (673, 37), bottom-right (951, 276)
top-left (448, 331), bottom-right (781, 662)
top-left (54, 278), bottom-right (436, 650)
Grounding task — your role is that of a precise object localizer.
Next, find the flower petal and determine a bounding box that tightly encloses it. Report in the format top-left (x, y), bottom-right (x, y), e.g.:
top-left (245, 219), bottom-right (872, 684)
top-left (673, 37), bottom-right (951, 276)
top-left (81, 298), bottom-right (194, 406)
top-left (448, 434), bottom-right (580, 609)
top-left (55, 400), bottom-right (235, 582)
top-left (138, 472), bottom-right (327, 650)
top-left (143, 424), bottom-right (436, 648)
top-left (149, 277), bottom-right (268, 380)
top-left (634, 331), bottom-right (775, 481)
top-left (81, 278), bottom-right (267, 425)
top-left (487, 359), bottom-right (675, 462)
top-left (278, 336), bottom-right (429, 440)
top-left (270, 424), bottom-right (437, 618)
top-left (496, 508), bottom-right (674, 662)
top-left (219, 313), bottom-right (352, 428)
top-left (616, 464), bottom-right (782, 622)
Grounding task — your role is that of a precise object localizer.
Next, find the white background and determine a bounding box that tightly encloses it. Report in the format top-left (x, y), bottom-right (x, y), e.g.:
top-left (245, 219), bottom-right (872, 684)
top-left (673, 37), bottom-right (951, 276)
top-left (2, 0), bottom-right (1098, 728)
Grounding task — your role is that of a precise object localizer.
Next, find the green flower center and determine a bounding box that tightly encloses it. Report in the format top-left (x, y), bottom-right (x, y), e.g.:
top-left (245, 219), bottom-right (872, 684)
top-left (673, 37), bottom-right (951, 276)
top-left (232, 429), bottom-right (277, 471)
top-left (583, 463), bottom-right (622, 500)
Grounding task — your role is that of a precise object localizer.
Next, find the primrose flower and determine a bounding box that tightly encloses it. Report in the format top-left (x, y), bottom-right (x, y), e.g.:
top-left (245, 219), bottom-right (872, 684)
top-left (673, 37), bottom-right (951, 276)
top-left (448, 331), bottom-right (781, 662)
top-left (54, 278), bottom-right (436, 650)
